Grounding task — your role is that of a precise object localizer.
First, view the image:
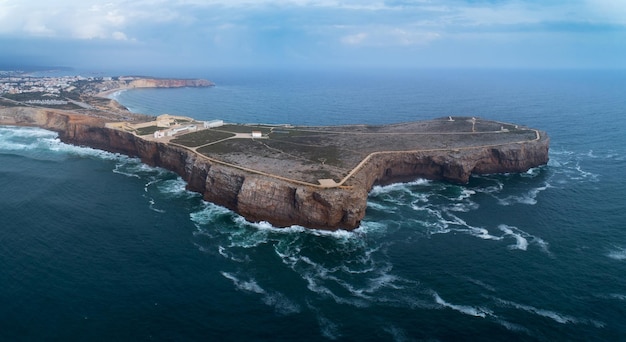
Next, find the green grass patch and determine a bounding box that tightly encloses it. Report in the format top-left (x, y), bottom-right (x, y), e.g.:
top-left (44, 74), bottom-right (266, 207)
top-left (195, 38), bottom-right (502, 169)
top-left (218, 124), bottom-right (273, 135)
top-left (172, 129), bottom-right (235, 147)
top-left (136, 126), bottom-right (162, 136)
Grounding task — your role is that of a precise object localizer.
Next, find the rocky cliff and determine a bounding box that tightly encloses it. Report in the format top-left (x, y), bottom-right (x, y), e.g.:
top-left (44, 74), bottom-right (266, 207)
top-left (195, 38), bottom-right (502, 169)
top-left (125, 78), bottom-right (214, 89)
top-left (92, 78), bottom-right (214, 96)
top-left (0, 107), bottom-right (549, 231)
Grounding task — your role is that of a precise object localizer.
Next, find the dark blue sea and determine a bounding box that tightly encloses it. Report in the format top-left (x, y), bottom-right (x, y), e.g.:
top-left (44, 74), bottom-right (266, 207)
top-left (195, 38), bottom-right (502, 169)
top-left (1, 68), bottom-right (625, 341)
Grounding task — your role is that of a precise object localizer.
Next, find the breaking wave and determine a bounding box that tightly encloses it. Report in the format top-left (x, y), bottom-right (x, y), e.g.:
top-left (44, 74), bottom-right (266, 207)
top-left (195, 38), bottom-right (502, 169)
top-left (0, 126), bottom-right (124, 161)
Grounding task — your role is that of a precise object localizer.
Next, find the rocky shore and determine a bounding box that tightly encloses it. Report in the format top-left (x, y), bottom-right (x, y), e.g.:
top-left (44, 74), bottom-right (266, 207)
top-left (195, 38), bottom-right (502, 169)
top-left (0, 106), bottom-right (549, 231)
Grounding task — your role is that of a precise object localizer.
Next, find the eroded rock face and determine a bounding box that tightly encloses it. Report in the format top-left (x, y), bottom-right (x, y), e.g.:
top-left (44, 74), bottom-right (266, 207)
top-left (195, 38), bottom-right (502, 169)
top-left (0, 107), bottom-right (549, 230)
top-left (126, 78), bottom-right (214, 89)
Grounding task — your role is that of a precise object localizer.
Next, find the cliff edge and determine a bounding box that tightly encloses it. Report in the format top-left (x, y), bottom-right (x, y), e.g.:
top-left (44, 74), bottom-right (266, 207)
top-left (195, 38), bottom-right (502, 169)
top-left (0, 107), bottom-right (549, 231)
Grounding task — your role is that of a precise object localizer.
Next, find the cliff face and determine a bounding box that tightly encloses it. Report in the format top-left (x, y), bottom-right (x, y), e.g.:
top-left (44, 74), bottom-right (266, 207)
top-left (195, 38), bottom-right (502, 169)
top-left (58, 119), bottom-right (367, 230)
top-left (126, 78), bottom-right (214, 89)
top-left (356, 137), bottom-right (550, 187)
top-left (0, 107), bottom-right (549, 231)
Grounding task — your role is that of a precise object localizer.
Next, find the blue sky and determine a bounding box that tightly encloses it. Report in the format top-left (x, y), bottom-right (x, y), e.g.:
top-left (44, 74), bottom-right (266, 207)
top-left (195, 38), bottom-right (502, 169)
top-left (1, 0), bottom-right (625, 71)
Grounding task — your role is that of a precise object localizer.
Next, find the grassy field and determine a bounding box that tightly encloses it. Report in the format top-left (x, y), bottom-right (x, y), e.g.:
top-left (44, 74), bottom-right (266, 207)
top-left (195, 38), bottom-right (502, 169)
top-left (171, 129), bottom-right (236, 147)
top-left (170, 118), bottom-right (541, 184)
top-left (136, 126), bottom-right (162, 136)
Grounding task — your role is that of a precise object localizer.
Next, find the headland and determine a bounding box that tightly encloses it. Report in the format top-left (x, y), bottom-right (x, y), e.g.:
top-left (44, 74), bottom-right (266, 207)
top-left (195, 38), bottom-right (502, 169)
top-left (0, 74), bottom-right (549, 230)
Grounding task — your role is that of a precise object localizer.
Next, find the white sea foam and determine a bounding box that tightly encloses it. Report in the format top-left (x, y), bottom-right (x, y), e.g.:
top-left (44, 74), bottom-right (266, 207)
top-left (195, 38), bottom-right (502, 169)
top-left (444, 212), bottom-right (501, 240)
top-left (383, 326), bottom-right (411, 342)
top-left (220, 271), bottom-right (265, 294)
top-left (148, 198), bottom-right (166, 213)
top-left (493, 297), bottom-right (604, 327)
top-left (0, 126), bottom-right (126, 162)
top-left (217, 245), bottom-right (249, 263)
top-left (231, 215), bottom-right (359, 241)
top-left (495, 319), bottom-right (531, 334)
top-left (608, 293), bottom-right (626, 301)
top-left (498, 225), bottom-right (529, 250)
top-left (606, 246), bottom-right (626, 261)
top-left (464, 277), bottom-right (496, 292)
top-left (368, 178), bottom-right (431, 197)
top-left (112, 163), bottom-right (142, 178)
top-left (548, 148), bottom-right (600, 184)
top-left (309, 305), bottom-right (341, 340)
top-left (144, 179), bottom-right (161, 192)
top-left (496, 183), bottom-right (550, 206)
top-left (190, 201), bottom-right (235, 226)
top-left (221, 271), bottom-right (301, 315)
top-left (433, 293), bottom-right (492, 318)
top-left (261, 292), bottom-right (301, 316)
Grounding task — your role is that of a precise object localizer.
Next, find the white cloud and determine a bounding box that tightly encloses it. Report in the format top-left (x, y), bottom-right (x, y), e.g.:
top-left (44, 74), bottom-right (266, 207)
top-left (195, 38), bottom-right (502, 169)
top-left (341, 32), bottom-right (368, 45)
top-left (585, 0), bottom-right (626, 24)
top-left (340, 26), bottom-right (440, 47)
top-left (112, 31), bottom-right (128, 40)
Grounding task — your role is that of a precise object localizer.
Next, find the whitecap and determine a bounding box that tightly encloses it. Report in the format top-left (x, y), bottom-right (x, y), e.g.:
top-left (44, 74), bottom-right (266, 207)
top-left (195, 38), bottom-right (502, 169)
top-left (217, 245), bottom-right (249, 263)
top-left (189, 201), bottom-right (234, 226)
top-left (368, 178), bottom-right (430, 197)
top-left (608, 294), bottom-right (626, 301)
top-left (366, 201), bottom-right (394, 212)
top-left (493, 297), bottom-right (604, 327)
top-left (457, 189), bottom-right (476, 201)
top-left (496, 182), bottom-right (550, 206)
top-left (225, 282), bottom-right (299, 316)
top-left (464, 277), bottom-right (496, 292)
top-left (0, 126), bottom-right (127, 162)
top-left (113, 164), bottom-right (142, 178)
top-left (148, 198), bottom-right (165, 213)
top-left (262, 292), bottom-right (301, 316)
top-left (445, 212), bottom-right (501, 241)
top-left (433, 293), bottom-right (492, 318)
top-left (495, 319), bottom-right (531, 334)
top-left (144, 179), bottom-right (161, 192)
top-left (498, 225), bottom-right (529, 250)
top-left (606, 246), bottom-right (626, 261)
top-left (354, 220), bottom-right (388, 234)
top-left (220, 271), bottom-right (265, 294)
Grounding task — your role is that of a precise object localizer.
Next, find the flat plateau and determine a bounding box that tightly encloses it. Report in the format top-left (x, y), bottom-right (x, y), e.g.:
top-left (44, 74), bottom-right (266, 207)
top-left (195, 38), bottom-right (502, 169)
top-left (129, 117), bottom-right (541, 189)
top-left (0, 77), bottom-right (549, 230)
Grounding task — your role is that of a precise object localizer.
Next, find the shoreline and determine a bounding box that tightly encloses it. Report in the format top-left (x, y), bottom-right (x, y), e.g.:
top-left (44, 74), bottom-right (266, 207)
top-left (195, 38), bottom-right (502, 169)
top-left (96, 87), bottom-right (128, 99)
top-left (0, 105), bottom-right (550, 230)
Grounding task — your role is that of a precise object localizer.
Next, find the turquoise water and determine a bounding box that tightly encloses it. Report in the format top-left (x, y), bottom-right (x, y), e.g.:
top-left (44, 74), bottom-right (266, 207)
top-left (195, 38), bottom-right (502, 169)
top-left (1, 69), bottom-right (626, 340)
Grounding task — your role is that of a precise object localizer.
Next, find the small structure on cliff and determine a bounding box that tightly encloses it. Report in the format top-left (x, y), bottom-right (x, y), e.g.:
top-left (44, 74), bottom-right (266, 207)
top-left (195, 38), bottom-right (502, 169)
top-left (133, 116), bottom-right (548, 230)
top-left (204, 119), bottom-right (224, 128)
top-left (0, 106), bottom-right (549, 231)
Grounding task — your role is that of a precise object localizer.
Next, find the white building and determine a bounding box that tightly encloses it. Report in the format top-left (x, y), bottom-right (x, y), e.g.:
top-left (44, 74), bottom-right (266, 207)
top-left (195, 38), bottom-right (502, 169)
top-left (166, 124), bottom-right (197, 137)
top-left (204, 119), bottom-right (224, 128)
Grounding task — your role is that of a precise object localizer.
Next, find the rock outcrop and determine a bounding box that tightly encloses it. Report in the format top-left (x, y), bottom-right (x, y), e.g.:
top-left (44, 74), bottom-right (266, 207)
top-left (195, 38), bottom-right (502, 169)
top-left (125, 78), bottom-right (214, 89)
top-left (0, 107), bottom-right (549, 231)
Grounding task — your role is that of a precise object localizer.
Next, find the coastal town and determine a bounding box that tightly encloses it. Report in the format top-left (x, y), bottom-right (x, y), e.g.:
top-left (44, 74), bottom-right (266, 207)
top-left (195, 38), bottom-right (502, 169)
top-left (0, 72), bottom-right (550, 230)
top-left (0, 72), bottom-right (113, 96)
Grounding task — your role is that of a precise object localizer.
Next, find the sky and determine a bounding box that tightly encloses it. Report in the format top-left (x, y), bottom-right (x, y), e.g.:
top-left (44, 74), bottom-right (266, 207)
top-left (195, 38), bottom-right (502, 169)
top-left (1, 0), bottom-right (625, 71)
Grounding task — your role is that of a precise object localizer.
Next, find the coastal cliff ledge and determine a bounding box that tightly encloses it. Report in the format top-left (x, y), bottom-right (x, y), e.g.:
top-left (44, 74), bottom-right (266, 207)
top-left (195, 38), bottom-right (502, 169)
top-left (0, 107), bottom-right (549, 231)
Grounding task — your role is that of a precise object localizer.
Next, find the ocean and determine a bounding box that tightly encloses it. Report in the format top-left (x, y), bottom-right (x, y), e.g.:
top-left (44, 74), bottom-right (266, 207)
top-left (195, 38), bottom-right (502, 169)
top-left (1, 68), bottom-right (625, 341)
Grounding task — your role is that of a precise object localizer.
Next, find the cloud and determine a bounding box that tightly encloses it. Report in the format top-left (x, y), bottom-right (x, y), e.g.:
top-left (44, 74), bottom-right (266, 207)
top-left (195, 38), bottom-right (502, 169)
top-left (112, 31), bottom-right (128, 41)
top-left (340, 25), bottom-right (441, 47)
top-left (341, 32), bottom-right (368, 45)
top-left (1, 0), bottom-right (625, 69)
